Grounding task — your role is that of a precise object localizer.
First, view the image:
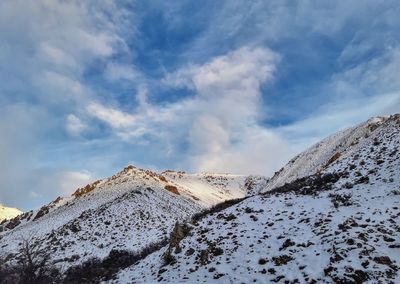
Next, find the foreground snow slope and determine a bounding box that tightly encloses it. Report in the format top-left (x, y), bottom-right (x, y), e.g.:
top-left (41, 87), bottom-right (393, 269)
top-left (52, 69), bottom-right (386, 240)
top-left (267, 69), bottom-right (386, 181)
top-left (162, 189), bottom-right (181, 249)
top-left (117, 114), bottom-right (400, 283)
top-left (0, 205), bottom-right (21, 222)
top-left (263, 115), bottom-right (394, 192)
top-left (0, 166), bottom-right (245, 269)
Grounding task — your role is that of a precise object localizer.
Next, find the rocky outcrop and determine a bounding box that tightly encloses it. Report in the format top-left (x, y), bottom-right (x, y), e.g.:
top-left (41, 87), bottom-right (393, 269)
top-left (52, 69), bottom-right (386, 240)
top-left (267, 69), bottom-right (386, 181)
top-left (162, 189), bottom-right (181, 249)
top-left (164, 185), bottom-right (180, 195)
top-left (72, 180), bottom-right (102, 198)
top-left (163, 222), bottom-right (191, 264)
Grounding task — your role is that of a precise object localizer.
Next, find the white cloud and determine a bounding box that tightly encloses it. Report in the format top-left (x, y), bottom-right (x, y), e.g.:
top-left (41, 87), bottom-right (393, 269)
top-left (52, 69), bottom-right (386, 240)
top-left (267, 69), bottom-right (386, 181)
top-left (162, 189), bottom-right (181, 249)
top-left (39, 42), bottom-right (78, 68)
top-left (93, 43), bottom-right (400, 176)
top-left (191, 126), bottom-right (289, 175)
top-left (174, 47), bottom-right (288, 174)
top-left (66, 114), bottom-right (87, 136)
top-left (57, 171), bottom-right (93, 195)
top-left (31, 170), bottom-right (94, 198)
top-left (92, 47), bottom-right (291, 175)
top-left (333, 47), bottom-right (400, 95)
top-left (87, 102), bottom-right (136, 128)
top-left (0, 0), bottom-right (132, 209)
top-left (105, 63), bottom-right (138, 81)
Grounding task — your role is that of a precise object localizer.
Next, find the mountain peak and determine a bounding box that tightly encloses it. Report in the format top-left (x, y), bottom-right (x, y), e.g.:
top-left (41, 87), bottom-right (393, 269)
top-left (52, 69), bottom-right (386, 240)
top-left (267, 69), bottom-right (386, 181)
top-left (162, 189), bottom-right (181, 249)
top-left (262, 113), bottom-right (400, 193)
top-left (0, 204), bottom-right (22, 222)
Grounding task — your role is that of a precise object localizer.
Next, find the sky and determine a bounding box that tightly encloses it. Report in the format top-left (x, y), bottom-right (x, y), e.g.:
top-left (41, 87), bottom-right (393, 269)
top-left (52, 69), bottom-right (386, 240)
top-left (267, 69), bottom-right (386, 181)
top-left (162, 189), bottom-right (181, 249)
top-left (1, 0), bottom-right (399, 211)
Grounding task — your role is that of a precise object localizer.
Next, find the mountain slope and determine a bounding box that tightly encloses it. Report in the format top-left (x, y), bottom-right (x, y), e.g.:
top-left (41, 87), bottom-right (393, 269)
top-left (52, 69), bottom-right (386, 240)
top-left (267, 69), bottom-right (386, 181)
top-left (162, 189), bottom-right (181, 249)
top-left (263, 115), bottom-right (395, 192)
top-left (0, 205), bottom-right (21, 222)
top-left (116, 114), bottom-right (400, 283)
top-left (0, 166), bottom-right (246, 269)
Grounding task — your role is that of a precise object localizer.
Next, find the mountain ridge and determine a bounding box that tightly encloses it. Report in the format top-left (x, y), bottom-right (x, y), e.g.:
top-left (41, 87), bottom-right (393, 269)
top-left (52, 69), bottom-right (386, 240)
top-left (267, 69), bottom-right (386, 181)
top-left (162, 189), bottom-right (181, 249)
top-left (263, 114), bottom-right (400, 192)
top-left (0, 165), bottom-right (248, 269)
top-left (0, 114), bottom-right (399, 283)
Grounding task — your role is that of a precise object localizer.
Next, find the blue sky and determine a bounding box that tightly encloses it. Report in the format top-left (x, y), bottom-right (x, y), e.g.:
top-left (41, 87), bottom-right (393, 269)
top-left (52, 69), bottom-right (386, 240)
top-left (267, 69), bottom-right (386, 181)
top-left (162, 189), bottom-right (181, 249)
top-left (1, 0), bottom-right (399, 210)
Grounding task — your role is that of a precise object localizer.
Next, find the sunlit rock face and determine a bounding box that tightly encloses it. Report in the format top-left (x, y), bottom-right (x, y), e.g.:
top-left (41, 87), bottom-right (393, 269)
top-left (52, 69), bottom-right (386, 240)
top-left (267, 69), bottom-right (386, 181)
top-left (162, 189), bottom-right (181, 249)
top-left (0, 205), bottom-right (22, 222)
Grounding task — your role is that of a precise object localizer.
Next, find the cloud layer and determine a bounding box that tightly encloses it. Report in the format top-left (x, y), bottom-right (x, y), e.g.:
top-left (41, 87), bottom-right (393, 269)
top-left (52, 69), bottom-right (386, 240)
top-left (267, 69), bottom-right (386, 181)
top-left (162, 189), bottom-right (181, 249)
top-left (0, 0), bottom-right (131, 209)
top-left (1, 0), bottom-right (400, 210)
top-left (163, 47), bottom-right (289, 173)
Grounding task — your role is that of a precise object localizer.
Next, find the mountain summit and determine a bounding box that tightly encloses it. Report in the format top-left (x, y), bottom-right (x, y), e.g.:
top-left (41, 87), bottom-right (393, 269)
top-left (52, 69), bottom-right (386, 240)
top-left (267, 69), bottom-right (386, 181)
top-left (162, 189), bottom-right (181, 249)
top-left (0, 205), bottom-right (21, 222)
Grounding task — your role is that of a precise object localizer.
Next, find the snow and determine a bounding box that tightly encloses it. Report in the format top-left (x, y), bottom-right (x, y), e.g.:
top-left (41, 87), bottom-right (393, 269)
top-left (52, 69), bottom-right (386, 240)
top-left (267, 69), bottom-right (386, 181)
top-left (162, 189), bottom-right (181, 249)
top-left (1, 114), bottom-right (399, 283)
top-left (116, 114), bottom-right (400, 283)
top-left (164, 171), bottom-right (246, 206)
top-left (0, 166), bottom-right (247, 269)
top-left (0, 205), bottom-right (22, 222)
top-left (262, 115), bottom-right (391, 193)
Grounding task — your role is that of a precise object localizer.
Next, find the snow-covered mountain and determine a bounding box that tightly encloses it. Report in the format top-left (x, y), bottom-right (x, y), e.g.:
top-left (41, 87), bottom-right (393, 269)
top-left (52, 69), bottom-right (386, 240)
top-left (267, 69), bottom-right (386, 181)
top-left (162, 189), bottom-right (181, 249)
top-left (0, 166), bottom-right (246, 269)
top-left (0, 205), bottom-right (21, 222)
top-left (263, 115), bottom-right (397, 192)
top-left (115, 114), bottom-right (400, 283)
top-left (1, 114), bottom-right (399, 283)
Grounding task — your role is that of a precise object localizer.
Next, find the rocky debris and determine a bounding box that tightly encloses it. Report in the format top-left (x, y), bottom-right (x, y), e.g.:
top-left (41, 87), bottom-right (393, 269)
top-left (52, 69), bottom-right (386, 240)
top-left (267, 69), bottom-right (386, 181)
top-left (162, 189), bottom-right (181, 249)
top-left (258, 258), bottom-right (267, 265)
top-left (216, 213), bottom-right (236, 221)
top-left (279, 239), bottom-right (295, 251)
top-left (272, 255), bottom-right (293, 266)
top-left (185, 248), bottom-right (195, 256)
top-left (194, 242), bottom-right (224, 266)
top-left (329, 193), bottom-right (354, 208)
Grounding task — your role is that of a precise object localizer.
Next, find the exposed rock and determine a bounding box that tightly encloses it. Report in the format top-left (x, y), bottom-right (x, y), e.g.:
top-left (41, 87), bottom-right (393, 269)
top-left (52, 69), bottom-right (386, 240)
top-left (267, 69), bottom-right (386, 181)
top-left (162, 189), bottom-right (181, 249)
top-left (164, 185), bottom-right (180, 195)
top-left (272, 255), bottom-right (293, 266)
top-left (373, 256), bottom-right (392, 265)
top-left (163, 222), bottom-right (191, 263)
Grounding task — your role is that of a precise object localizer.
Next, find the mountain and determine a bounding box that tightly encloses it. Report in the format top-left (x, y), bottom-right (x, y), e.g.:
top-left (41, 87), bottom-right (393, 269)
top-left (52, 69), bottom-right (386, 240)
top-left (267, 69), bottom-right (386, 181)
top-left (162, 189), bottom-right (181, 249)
top-left (262, 115), bottom-right (397, 192)
top-left (115, 114), bottom-right (400, 283)
top-left (1, 114), bottom-right (399, 283)
top-left (0, 166), bottom-right (246, 270)
top-left (0, 205), bottom-right (21, 222)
